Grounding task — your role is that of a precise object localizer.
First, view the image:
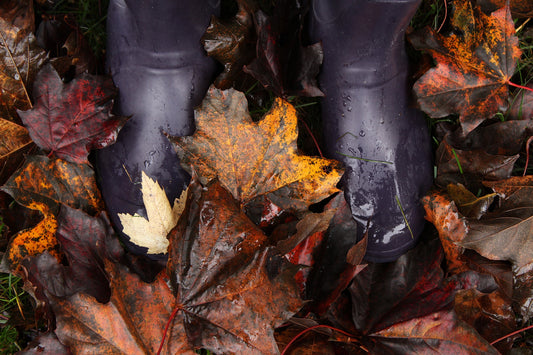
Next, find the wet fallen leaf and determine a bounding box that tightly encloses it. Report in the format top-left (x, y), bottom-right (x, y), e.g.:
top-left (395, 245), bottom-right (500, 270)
top-left (0, 117), bottom-right (34, 184)
top-left (512, 261), bottom-right (533, 321)
top-left (367, 308), bottom-right (498, 354)
top-left (446, 183), bottom-right (497, 219)
top-left (171, 86), bottom-right (342, 205)
top-left (483, 175), bottom-right (533, 205)
top-left (454, 288), bottom-right (516, 352)
top-left (17, 64), bottom-right (127, 164)
top-left (4, 201), bottom-right (58, 273)
top-left (2, 155), bottom-right (104, 216)
top-left (201, 0), bottom-right (256, 90)
top-left (0, 0), bottom-right (35, 33)
top-left (0, 17), bottom-right (47, 123)
top-left (422, 189), bottom-right (469, 274)
top-left (478, 0), bottom-right (533, 17)
top-left (243, 0), bottom-right (323, 97)
top-left (167, 178), bottom-right (303, 354)
top-left (49, 260), bottom-right (194, 354)
top-left (410, 1), bottom-right (521, 134)
top-left (118, 171), bottom-right (186, 255)
top-left (461, 250), bottom-right (513, 300)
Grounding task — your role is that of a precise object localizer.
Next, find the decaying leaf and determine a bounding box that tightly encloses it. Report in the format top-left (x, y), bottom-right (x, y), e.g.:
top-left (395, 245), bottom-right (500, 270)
top-left (0, 117), bottom-right (33, 184)
top-left (422, 190), bottom-right (469, 274)
top-left (167, 178), bottom-right (303, 354)
top-left (446, 183), bottom-right (497, 219)
top-left (0, 17), bottom-right (47, 123)
top-left (17, 64), bottom-right (127, 164)
top-left (0, 0), bottom-right (35, 33)
top-left (4, 201), bottom-right (59, 273)
top-left (118, 171), bottom-right (186, 255)
top-left (49, 260), bottom-right (194, 355)
top-left (171, 86), bottom-right (342, 205)
top-left (2, 155), bottom-right (104, 216)
top-left (478, 0), bottom-right (533, 17)
top-left (410, 1), bottom-right (522, 134)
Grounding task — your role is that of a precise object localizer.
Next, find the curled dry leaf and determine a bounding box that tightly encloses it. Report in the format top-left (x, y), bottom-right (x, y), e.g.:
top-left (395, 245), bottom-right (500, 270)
top-left (410, 0), bottom-right (521, 134)
top-left (17, 64), bottom-right (127, 164)
top-left (0, 17), bottom-right (47, 123)
top-left (118, 171), bottom-right (186, 255)
top-left (170, 86), bottom-right (342, 205)
top-left (167, 178), bottom-right (303, 354)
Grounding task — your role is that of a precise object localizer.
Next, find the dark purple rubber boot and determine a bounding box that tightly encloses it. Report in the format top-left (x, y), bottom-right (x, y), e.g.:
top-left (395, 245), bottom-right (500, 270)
top-left (310, 0), bottom-right (433, 262)
top-left (96, 0), bottom-right (220, 255)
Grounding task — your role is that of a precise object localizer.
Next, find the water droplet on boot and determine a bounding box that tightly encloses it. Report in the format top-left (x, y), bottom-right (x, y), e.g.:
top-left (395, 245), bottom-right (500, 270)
top-left (347, 106), bottom-right (352, 112)
top-left (359, 130), bottom-right (366, 137)
top-left (144, 160), bottom-right (150, 168)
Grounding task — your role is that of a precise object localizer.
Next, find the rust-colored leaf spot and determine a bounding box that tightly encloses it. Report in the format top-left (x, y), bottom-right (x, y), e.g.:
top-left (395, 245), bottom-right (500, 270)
top-left (170, 86), bottom-right (343, 205)
top-left (5, 201), bottom-right (59, 273)
top-left (410, 0), bottom-right (522, 134)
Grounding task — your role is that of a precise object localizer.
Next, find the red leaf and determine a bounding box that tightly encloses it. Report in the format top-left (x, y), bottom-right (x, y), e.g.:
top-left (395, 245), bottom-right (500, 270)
top-left (17, 64), bottom-right (127, 164)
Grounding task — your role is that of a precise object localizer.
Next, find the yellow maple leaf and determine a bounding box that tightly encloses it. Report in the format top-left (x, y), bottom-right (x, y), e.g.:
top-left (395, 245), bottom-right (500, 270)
top-left (118, 171), bottom-right (186, 254)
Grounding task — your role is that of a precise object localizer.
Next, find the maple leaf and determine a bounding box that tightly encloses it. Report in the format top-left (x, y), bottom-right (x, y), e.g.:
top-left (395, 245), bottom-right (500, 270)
top-left (118, 171), bottom-right (186, 255)
top-left (0, 117), bottom-right (34, 184)
top-left (0, 17), bottom-right (47, 123)
top-left (17, 64), bottom-right (128, 164)
top-left (167, 178), bottom-right (303, 354)
top-left (2, 155), bottom-right (104, 216)
top-left (170, 86), bottom-right (342, 206)
top-left (410, 0), bottom-right (522, 134)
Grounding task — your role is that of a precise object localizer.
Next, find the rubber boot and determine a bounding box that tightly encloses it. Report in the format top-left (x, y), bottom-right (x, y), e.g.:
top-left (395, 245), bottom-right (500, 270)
top-left (96, 0), bottom-right (220, 255)
top-left (309, 0), bottom-right (433, 262)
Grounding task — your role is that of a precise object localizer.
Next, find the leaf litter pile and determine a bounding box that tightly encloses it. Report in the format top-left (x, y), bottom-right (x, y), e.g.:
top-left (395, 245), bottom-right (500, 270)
top-left (1, 0), bottom-right (533, 354)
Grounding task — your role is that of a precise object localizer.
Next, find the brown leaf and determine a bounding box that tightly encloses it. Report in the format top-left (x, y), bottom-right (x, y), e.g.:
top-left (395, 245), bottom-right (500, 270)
top-left (201, 0), bottom-right (256, 90)
top-left (171, 86), bottom-right (342, 205)
top-left (368, 309), bottom-right (498, 354)
top-left (2, 155), bottom-right (104, 216)
top-left (0, 0), bottom-right (34, 33)
top-left (422, 190), bottom-right (469, 274)
top-left (454, 288), bottom-right (515, 352)
top-left (410, 1), bottom-right (521, 134)
top-left (167, 178), bottom-right (303, 354)
top-left (483, 175), bottom-right (533, 205)
top-left (446, 183), bottom-right (497, 219)
top-left (0, 117), bottom-right (34, 184)
top-left (50, 261), bottom-right (194, 355)
top-left (512, 261), bottom-right (533, 321)
top-left (478, 0), bottom-right (533, 17)
top-left (18, 64), bottom-right (127, 164)
top-left (0, 17), bottom-right (47, 123)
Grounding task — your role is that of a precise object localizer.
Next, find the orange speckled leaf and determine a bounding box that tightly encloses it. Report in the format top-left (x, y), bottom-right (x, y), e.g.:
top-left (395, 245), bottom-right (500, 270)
top-left (170, 86), bottom-right (343, 205)
top-left (0, 17), bottom-right (47, 123)
top-left (410, 1), bottom-right (521, 135)
top-left (5, 201), bottom-right (59, 273)
top-left (1, 155), bottom-right (103, 216)
top-left (477, 0), bottom-right (533, 17)
top-left (422, 190), bottom-right (469, 274)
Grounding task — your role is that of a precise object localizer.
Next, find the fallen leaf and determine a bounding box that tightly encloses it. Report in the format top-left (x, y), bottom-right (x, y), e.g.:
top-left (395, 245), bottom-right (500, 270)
top-left (422, 189), bottom-right (469, 274)
top-left (0, 0), bottom-right (35, 33)
top-left (478, 0), bottom-right (533, 17)
top-left (0, 17), bottom-right (47, 123)
top-left (509, 84), bottom-right (533, 119)
top-left (512, 261), bottom-right (533, 321)
top-left (17, 64), bottom-right (127, 164)
top-left (446, 183), bottom-right (497, 219)
top-left (170, 86), bottom-right (342, 205)
top-left (201, 0), bottom-right (256, 90)
top-left (167, 178), bottom-right (303, 354)
top-left (2, 155), bottom-right (104, 216)
top-left (243, 0), bottom-right (323, 97)
top-left (367, 308), bottom-right (498, 354)
top-left (483, 175), bottom-right (533, 205)
top-left (20, 332), bottom-right (70, 355)
top-left (454, 288), bottom-right (515, 352)
top-left (118, 171), bottom-right (186, 255)
top-left (0, 117), bottom-right (34, 184)
top-left (49, 261), bottom-right (194, 355)
top-left (410, 1), bottom-right (521, 134)
top-left (4, 201), bottom-right (59, 273)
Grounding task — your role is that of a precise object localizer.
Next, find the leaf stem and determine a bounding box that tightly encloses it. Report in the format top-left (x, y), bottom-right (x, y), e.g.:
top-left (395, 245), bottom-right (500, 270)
top-left (523, 136), bottom-right (533, 176)
top-left (508, 80), bottom-right (533, 93)
top-left (157, 305), bottom-right (181, 355)
top-left (490, 324), bottom-right (533, 345)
